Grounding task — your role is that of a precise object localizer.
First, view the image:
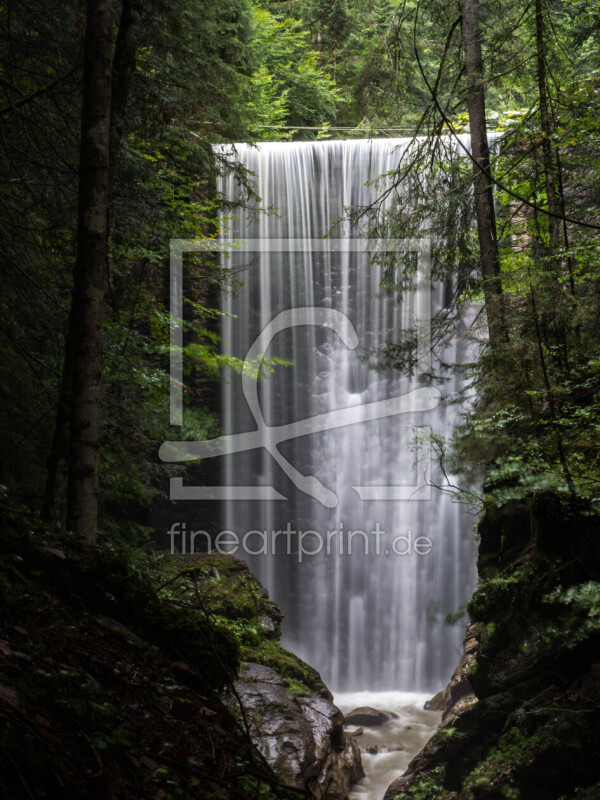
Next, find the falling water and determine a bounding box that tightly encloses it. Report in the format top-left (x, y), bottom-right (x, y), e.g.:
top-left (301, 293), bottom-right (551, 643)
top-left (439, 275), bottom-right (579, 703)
top-left (218, 138), bottom-right (477, 693)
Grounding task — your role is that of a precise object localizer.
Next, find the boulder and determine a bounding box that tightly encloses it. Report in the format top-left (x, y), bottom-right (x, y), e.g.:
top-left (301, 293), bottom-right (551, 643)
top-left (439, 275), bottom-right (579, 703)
top-left (346, 726), bottom-right (363, 737)
top-left (235, 663), bottom-right (363, 799)
top-left (344, 706), bottom-right (389, 727)
top-left (424, 686), bottom-right (450, 711)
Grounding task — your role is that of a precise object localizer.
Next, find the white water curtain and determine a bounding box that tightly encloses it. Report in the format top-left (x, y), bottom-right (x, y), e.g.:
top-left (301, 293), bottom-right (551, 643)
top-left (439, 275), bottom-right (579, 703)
top-left (217, 139), bottom-right (476, 692)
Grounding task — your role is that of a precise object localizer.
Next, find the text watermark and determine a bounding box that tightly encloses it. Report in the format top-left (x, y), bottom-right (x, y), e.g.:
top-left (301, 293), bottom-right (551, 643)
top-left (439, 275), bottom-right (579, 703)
top-left (167, 522), bottom-right (433, 562)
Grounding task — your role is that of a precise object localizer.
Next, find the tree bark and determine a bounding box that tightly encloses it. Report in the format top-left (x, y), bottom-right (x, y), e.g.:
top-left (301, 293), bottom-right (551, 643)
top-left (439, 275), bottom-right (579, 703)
top-left (43, 360), bottom-right (71, 530)
top-left (535, 0), bottom-right (561, 254)
top-left (65, 0), bottom-right (114, 544)
top-left (45, 0), bottom-right (143, 534)
top-left (461, 0), bottom-right (508, 349)
top-left (535, 0), bottom-right (569, 369)
top-left (109, 0), bottom-right (144, 194)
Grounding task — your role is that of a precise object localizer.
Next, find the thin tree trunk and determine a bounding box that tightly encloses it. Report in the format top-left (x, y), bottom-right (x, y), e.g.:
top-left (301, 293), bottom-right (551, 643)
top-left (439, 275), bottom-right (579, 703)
top-left (66, 0), bottom-right (114, 544)
top-left (535, 0), bottom-right (561, 254)
top-left (43, 360), bottom-right (71, 529)
top-left (535, 0), bottom-right (569, 371)
top-left (109, 0), bottom-right (144, 194)
top-left (461, 0), bottom-right (508, 349)
top-left (555, 144), bottom-right (580, 348)
top-left (45, 0), bottom-right (143, 532)
top-left (529, 281), bottom-right (575, 495)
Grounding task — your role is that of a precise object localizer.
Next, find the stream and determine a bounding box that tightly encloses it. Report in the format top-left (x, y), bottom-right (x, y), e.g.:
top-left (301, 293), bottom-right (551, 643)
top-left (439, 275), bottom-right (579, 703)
top-left (335, 691), bottom-right (442, 800)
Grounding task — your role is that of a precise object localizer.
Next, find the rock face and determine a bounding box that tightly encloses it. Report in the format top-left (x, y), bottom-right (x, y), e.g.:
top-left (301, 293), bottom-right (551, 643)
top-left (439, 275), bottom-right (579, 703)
top-left (175, 552), bottom-right (363, 798)
top-left (423, 623), bottom-right (479, 724)
top-left (385, 494), bottom-right (600, 800)
top-left (344, 706), bottom-right (390, 727)
top-left (442, 624), bottom-right (478, 724)
top-left (383, 775), bottom-right (411, 800)
top-left (235, 663), bottom-right (363, 799)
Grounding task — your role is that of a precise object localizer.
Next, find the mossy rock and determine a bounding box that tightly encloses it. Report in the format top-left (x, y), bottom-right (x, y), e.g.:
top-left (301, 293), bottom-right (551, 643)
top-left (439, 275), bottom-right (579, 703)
top-left (155, 553), bottom-right (264, 620)
top-left (151, 553), bottom-right (322, 696)
top-left (0, 519), bottom-right (241, 692)
top-left (241, 637), bottom-right (330, 698)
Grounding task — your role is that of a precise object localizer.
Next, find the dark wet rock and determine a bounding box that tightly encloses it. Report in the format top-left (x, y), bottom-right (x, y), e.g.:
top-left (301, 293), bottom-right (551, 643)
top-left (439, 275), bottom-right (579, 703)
top-left (424, 687), bottom-right (449, 711)
top-left (237, 661), bottom-right (281, 684)
top-left (258, 613), bottom-right (276, 634)
top-left (442, 623), bottom-right (479, 724)
top-left (384, 495), bottom-right (600, 800)
top-left (383, 775), bottom-right (411, 800)
top-left (346, 726), bottom-right (364, 737)
top-left (258, 599), bottom-right (284, 638)
top-left (423, 624), bottom-right (478, 723)
top-left (235, 663), bottom-right (363, 799)
top-left (344, 706), bottom-right (389, 727)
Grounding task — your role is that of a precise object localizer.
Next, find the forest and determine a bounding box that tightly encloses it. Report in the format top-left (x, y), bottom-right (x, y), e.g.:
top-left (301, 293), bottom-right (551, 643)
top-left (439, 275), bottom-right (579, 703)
top-left (1, 1), bottom-right (600, 799)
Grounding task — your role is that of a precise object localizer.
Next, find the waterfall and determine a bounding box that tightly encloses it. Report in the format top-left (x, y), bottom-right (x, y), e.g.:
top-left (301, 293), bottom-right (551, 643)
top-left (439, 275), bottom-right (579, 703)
top-left (217, 138), bottom-right (477, 693)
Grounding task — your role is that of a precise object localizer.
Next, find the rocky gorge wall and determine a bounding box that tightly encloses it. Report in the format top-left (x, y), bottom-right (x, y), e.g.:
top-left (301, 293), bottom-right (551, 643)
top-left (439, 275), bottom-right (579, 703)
top-left (0, 512), bottom-right (362, 800)
top-left (384, 492), bottom-right (600, 800)
top-left (176, 551), bottom-right (364, 798)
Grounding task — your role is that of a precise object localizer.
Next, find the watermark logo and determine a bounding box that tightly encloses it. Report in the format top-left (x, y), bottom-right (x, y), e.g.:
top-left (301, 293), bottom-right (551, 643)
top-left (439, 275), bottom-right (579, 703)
top-left (159, 239), bottom-right (439, 506)
top-left (166, 521), bottom-right (433, 562)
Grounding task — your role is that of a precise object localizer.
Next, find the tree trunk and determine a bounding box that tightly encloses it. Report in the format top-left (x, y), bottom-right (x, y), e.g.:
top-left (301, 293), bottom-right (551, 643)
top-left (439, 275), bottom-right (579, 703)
top-left (535, 0), bottom-right (561, 254)
top-left (65, 0), bottom-right (114, 544)
top-left (535, 0), bottom-right (569, 370)
top-left (45, 0), bottom-right (143, 533)
top-left (43, 359), bottom-right (72, 529)
top-left (461, 0), bottom-right (507, 349)
top-left (109, 0), bottom-right (144, 193)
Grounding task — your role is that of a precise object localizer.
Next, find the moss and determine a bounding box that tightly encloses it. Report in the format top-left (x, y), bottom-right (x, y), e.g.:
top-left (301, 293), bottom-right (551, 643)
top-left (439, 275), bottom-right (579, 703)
top-left (0, 517), bottom-right (241, 692)
top-left (397, 767), bottom-right (450, 799)
top-left (153, 554), bottom-right (263, 621)
top-left (468, 561), bottom-right (541, 623)
top-left (462, 725), bottom-right (545, 796)
top-left (243, 638), bottom-right (328, 697)
top-left (458, 681), bottom-right (600, 800)
top-left (150, 552), bottom-right (324, 697)
top-left (285, 678), bottom-right (311, 697)
top-left (559, 782), bottom-right (600, 800)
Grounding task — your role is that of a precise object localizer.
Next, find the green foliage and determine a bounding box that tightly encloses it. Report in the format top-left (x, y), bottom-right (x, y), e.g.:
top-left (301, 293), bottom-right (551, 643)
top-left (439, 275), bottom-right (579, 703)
top-left (249, 8), bottom-right (341, 137)
top-left (559, 783), bottom-right (600, 800)
top-left (445, 605), bottom-right (468, 627)
top-left (397, 767), bottom-right (448, 800)
top-left (543, 581), bottom-right (600, 645)
top-left (0, 0), bottom-right (298, 537)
